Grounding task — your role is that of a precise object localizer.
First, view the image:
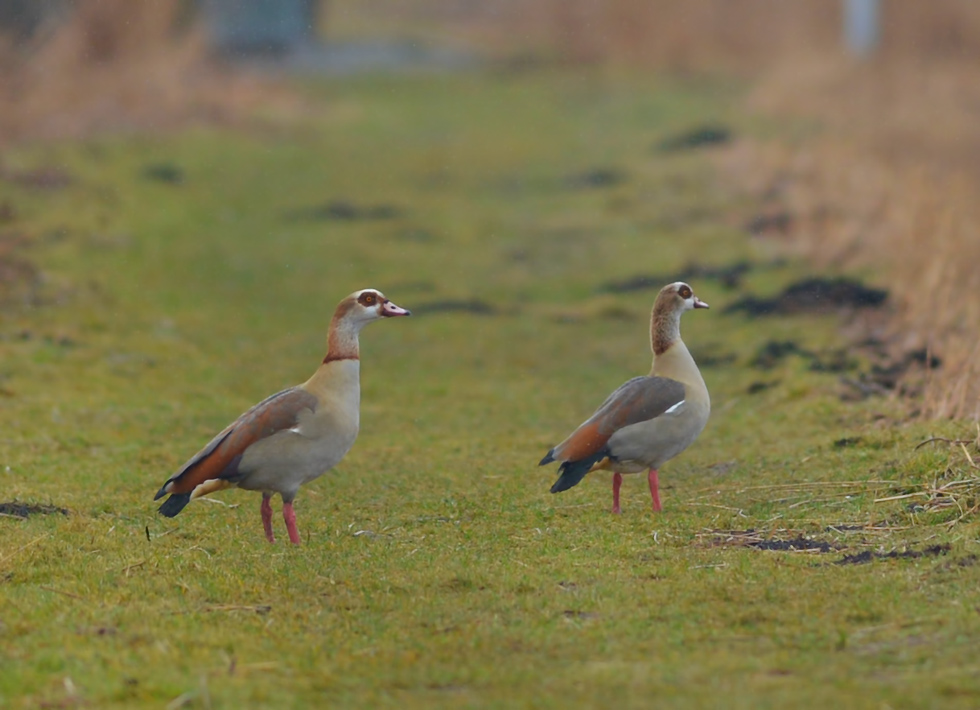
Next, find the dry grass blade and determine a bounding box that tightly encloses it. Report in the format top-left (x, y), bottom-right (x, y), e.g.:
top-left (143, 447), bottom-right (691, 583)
top-left (914, 437), bottom-right (975, 450)
top-left (39, 585), bottom-right (86, 600)
top-left (692, 480), bottom-right (898, 497)
top-left (121, 560), bottom-right (145, 576)
top-left (874, 439), bottom-right (980, 522)
top-left (0, 533), bottom-right (48, 566)
top-left (689, 480), bottom-right (898, 509)
top-left (203, 604), bottom-right (272, 615)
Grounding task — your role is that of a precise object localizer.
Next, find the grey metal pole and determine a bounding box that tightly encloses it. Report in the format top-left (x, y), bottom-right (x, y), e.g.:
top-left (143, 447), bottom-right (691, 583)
top-left (843, 0), bottom-right (880, 57)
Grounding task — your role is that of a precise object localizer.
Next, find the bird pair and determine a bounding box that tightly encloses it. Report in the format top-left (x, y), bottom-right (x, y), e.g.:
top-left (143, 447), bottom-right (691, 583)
top-left (154, 282), bottom-right (710, 544)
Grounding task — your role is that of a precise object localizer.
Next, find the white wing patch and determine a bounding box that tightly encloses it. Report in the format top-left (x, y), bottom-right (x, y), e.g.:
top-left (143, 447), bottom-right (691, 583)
top-left (664, 400), bottom-right (685, 415)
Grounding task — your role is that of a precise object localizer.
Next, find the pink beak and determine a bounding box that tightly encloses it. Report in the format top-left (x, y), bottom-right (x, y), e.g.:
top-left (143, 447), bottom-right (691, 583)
top-left (693, 297), bottom-right (710, 309)
top-left (382, 299), bottom-right (411, 317)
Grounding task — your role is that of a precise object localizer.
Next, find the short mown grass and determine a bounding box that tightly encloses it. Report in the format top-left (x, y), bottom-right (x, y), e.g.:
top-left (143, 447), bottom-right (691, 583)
top-left (1, 71), bottom-right (979, 709)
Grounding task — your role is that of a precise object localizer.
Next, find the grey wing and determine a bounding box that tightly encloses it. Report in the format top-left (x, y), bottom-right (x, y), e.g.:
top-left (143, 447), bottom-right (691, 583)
top-left (553, 376), bottom-right (686, 462)
top-left (588, 376), bottom-right (687, 435)
top-left (158, 387), bottom-right (318, 495)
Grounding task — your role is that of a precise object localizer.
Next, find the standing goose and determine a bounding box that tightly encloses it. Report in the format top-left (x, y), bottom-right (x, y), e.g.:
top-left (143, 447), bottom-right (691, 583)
top-left (540, 282), bottom-right (710, 513)
top-left (153, 289), bottom-right (410, 544)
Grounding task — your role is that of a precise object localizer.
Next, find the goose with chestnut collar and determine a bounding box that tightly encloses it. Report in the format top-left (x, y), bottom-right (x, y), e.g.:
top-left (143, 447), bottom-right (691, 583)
top-left (153, 289), bottom-right (411, 544)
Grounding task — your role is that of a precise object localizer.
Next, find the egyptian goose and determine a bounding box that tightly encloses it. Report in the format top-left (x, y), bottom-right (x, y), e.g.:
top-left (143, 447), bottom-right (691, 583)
top-left (540, 282), bottom-right (710, 513)
top-left (153, 289), bottom-right (410, 544)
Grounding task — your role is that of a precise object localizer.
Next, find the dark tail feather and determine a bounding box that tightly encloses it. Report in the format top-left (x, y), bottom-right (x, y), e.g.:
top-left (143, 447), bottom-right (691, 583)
top-left (550, 448), bottom-right (610, 494)
top-left (153, 485), bottom-right (169, 501)
top-left (158, 492), bottom-right (192, 518)
top-left (539, 449), bottom-right (556, 466)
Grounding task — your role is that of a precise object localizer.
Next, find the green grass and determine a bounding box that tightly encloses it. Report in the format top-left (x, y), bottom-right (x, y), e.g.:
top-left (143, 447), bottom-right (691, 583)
top-left (1, 70), bottom-right (979, 709)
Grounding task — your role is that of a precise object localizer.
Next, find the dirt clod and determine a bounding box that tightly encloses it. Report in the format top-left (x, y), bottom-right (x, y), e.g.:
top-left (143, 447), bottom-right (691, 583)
top-left (751, 340), bottom-right (806, 369)
top-left (702, 530), bottom-right (840, 553)
top-left (835, 544), bottom-right (951, 566)
top-left (562, 610), bottom-right (599, 619)
top-left (840, 347), bottom-right (944, 401)
top-left (142, 163), bottom-right (184, 184)
top-left (690, 350), bottom-right (738, 369)
top-left (284, 200), bottom-right (403, 222)
top-left (565, 167), bottom-right (627, 189)
top-left (657, 125), bottom-right (732, 152)
top-left (727, 277), bottom-right (888, 316)
top-left (746, 380), bottom-right (780, 394)
top-left (750, 536), bottom-right (838, 553)
top-left (749, 339), bottom-right (857, 374)
top-left (0, 502), bottom-right (68, 518)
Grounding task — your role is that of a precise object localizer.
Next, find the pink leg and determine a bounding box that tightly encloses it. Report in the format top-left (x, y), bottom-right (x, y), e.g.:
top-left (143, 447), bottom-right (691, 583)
top-left (261, 495), bottom-right (275, 543)
top-left (648, 468), bottom-right (662, 512)
top-left (612, 472), bottom-right (623, 514)
top-left (283, 501), bottom-right (302, 545)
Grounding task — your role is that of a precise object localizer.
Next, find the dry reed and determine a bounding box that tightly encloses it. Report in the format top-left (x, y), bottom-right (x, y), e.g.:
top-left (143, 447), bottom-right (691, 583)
top-left (735, 52), bottom-right (980, 419)
top-left (877, 429), bottom-right (980, 523)
top-left (0, 0), bottom-right (299, 146)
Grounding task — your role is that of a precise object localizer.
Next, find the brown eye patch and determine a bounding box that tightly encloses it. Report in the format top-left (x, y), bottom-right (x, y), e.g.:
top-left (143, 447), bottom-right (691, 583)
top-left (358, 292), bottom-right (378, 306)
top-left (678, 285), bottom-right (692, 299)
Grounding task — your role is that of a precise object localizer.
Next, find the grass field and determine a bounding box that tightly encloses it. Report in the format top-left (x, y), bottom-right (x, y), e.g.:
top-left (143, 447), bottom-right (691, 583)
top-left (1, 71), bottom-right (979, 709)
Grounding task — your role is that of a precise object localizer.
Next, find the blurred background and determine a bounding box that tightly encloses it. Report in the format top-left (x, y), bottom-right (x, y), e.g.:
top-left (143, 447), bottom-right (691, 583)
top-left (0, 0), bottom-right (978, 418)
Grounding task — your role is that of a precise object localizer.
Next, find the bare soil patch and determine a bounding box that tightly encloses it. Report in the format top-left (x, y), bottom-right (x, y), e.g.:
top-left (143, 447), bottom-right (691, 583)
top-left (835, 544), bottom-right (951, 566)
top-left (0, 501), bottom-right (68, 518)
top-left (726, 277), bottom-right (888, 317)
top-left (700, 529), bottom-right (842, 553)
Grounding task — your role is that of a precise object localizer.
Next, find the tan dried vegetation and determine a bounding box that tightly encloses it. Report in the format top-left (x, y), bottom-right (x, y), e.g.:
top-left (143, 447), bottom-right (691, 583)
top-left (0, 0), bottom-right (297, 146)
top-left (734, 2), bottom-right (980, 420)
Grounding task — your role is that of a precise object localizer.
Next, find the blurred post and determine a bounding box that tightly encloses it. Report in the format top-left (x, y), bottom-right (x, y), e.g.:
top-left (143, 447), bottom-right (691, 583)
top-left (0, 0), bottom-right (64, 41)
top-left (202, 0), bottom-right (319, 55)
top-left (843, 0), bottom-right (879, 57)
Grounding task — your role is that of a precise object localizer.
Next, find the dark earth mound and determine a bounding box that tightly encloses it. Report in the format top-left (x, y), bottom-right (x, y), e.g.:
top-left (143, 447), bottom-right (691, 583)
top-left (704, 530), bottom-right (840, 553)
top-left (565, 167), bottom-right (627, 189)
top-left (142, 163), bottom-right (185, 185)
top-left (840, 347), bottom-right (943, 401)
top-left (284, 199), bottom-right (403, 222)
top-left (689, 349), bottom-right (738, 369)
top-left (726, 277), bottom-right (888, 316)
top-left (0, 502), bottom-right (68, 518)
top-left (750, 536), bottom-right (838, 553)
top-left (835, 544), bottom-right (951, 565)
top-left (746, 380), bottom-right (780, 395)
top-left (749, 339), bottom-right (856, 373)
top-left (656, 125), bottom-right (732, 152)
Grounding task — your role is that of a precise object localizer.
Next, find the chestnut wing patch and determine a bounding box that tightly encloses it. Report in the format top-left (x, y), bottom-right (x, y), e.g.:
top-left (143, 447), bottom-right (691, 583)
top-left (554, 376), bottom-right (686, 463)
top-left (159, 387), bottom-right (318, 496)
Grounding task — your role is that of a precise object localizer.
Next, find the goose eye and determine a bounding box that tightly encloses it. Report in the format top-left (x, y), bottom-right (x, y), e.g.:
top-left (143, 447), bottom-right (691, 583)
top-left (679, 286), bottom-right (692, 299)
top-left (358, 293), bottom-right (377, 306)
